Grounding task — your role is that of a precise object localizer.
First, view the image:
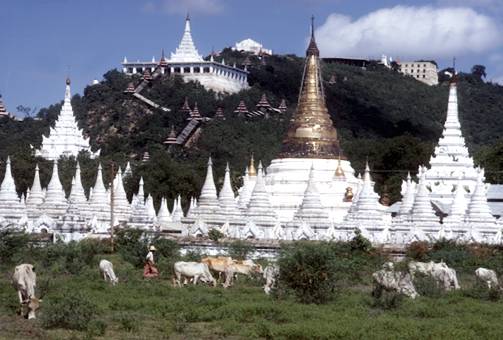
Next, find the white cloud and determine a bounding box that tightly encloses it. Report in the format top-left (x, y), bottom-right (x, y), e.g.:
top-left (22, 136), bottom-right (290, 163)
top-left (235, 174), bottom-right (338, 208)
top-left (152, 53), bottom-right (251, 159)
top-left (143, 0), bottom-right (224, 15)
top-left (437, 0), bottom-right (503, 12)
top-left (315, 6), bottom-right (501, 59)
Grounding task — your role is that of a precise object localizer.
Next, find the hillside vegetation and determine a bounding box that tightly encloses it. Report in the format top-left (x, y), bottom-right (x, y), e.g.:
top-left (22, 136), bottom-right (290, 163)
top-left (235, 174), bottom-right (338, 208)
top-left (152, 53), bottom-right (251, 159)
top-left (2, 49), bottom-right (503, 205)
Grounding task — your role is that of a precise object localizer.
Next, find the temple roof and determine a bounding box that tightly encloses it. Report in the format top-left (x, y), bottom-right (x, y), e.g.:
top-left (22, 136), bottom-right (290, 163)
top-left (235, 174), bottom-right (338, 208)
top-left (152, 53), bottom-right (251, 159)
top-left (170, 15), bottom-right (203, 63)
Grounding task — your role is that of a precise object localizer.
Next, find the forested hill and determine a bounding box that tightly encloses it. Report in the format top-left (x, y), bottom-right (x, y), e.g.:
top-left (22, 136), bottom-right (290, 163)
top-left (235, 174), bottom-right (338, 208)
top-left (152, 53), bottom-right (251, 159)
top-left (2, 48), bottom-right (503, 204)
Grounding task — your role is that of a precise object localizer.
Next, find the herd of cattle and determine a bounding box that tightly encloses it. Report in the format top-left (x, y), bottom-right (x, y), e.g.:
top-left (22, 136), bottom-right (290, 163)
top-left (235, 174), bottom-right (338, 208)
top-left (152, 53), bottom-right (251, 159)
top-left (9, 257), bottom-right (501, 320)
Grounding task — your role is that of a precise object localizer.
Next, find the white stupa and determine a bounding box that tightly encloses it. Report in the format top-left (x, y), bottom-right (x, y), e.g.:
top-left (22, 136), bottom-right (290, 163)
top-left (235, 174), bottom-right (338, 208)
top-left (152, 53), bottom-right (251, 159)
top-left (36, 78), bottom-right (99, 161)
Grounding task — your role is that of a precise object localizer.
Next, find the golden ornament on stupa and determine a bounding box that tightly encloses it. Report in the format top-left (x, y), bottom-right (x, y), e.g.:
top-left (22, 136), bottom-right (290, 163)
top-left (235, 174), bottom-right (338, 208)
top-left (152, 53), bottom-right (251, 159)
top-left (248, 154), bottom-right (257, 177)
top-left (279, 16), bottom-right (345, 159)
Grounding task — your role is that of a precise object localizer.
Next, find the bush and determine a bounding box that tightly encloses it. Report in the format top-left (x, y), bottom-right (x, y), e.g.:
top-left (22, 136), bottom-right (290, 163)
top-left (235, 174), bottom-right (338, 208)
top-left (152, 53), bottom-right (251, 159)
top-left (371, 289), bottom-right (404, 310)
top-left (406, 241), bottom-right (430, 261)
top-left (153, 238), bottom-right (180, 259)
top-left (115, 228), bottom-right (149, 268)
top-left (349, 229), bottom-right (372, 252)
top-left (86, 319), bottom-right (107, 337)
top-left (277, 242), bottom-right (338, 304)
top-left (208, 229), bottom-right (225, 242)
top-left (227, 240), bottom-right (254, 260)
top-left (118, 313), bottom-right (140, 333)
top-left (413, 273), bottom-right (444, 298)
top-left (41, 290), bottom-right (98, 330)
top-left (37, 241), bottom-right (101, 275)
top-left (463, 282), bottom-right (502, 301)
top-left (0, 229), bottom-right (30, 263)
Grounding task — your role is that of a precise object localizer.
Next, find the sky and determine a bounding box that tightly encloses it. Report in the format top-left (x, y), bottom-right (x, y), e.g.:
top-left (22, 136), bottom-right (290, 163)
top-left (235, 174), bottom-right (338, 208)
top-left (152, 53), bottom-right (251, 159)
top-left (1, 0), bottom-right (503, 116)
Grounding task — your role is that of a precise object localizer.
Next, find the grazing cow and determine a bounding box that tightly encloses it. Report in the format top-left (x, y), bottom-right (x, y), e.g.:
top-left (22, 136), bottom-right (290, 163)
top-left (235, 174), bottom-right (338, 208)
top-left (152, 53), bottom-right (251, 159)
top-left (373, 262), bottom-right (418, 299)
top-left (409, 261), bottom-right (460, 291)
top-left (475, 268), bottom-right (499, 289)
top-left (99, 259), bottom-right (118, 285)
top-left (222, 262), bottom-right (263, 288)
top-left (263, 264), bottom-right (279, 295)
top-left (201, 256), bottom-right (234, 280)
top-left (11, 264), bottom-right (41, 319)
top-left (173, 262), bottom-right (216, 287)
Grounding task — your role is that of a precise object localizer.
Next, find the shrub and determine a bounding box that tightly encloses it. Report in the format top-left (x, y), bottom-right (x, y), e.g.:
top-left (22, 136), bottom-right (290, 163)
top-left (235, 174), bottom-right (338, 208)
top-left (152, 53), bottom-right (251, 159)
top-left (86, 319), bottom-right (107, 337)
top-left (37, 241), bottom-right (100, 275)
top-left (118, 313), bottom-right (140, 333)
top-left (349, 229), bottom-right (372, 252)
top-left (41, 290), bottom-right (98, 330)
top-left (0, 229), bottom-right (30, 263)
top-left (371, 289), bottom-right (404, 310)
top-left (153, 238), bottom-right (180, 259)
top-left (463, 282), bottom-right (503, 301)
top-left (413, 273), bottom-right (443, 298)
top-left (227, 240), bottom-right (254, 260)
top-left (277, 241), bottom-right (338, 304)
top-left (208, 228), bottom-right (225, 242)
top-left (115, 228), bottom-right (149, 268)
top-left (406, 241), bottom-right (430, 261)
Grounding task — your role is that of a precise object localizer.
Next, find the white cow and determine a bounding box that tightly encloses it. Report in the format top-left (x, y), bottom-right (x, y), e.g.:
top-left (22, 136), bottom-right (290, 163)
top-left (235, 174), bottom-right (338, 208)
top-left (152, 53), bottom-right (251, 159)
top-left (263, 264), bottom-right (279, 295)
top-left (12, 264), bottom-right (41, 319)
top-left (99, 259), bottom-right (118, 285)
top-left (223, 262), bottom-right (263, 288)
top-left (409, 261), bottom-right (460, 291)
top-left (475, 268), bottom-right (499, 289)
top-left (373, 262), bottom-right (418, 299)
top-left (173, 262), bottom-right (216, 287)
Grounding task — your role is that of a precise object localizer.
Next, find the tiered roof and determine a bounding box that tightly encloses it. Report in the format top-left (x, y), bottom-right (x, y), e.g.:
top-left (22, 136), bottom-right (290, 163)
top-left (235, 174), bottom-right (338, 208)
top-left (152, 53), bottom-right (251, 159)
top-left (170, 15), bottom-right (203, 63)
top-left (233, 100), bottom-right (249, 116)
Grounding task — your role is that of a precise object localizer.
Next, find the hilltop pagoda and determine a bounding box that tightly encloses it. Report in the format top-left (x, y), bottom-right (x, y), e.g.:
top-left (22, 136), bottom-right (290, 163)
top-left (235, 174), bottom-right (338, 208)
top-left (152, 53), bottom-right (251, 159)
top-left (36, 78), bottom-right (99, 160)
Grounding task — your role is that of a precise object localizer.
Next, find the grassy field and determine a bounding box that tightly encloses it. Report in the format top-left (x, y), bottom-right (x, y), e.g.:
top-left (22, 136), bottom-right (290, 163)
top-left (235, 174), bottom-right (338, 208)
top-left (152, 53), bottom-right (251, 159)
top-left (2, 253), bottom-right (503, 340)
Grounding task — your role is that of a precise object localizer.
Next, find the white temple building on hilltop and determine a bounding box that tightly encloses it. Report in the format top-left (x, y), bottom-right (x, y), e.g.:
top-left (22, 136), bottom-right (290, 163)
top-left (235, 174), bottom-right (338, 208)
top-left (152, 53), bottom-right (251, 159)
top-left (121, 15), bottom-right (248, 94)
top-left (35, 78), bottom-right (99, 160)
top-left (233, 38), bottom-right (272, 56)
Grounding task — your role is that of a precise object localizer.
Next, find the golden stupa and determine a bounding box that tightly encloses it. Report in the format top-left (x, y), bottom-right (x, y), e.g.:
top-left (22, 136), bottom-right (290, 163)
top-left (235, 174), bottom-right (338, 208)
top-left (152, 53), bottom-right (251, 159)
top-left (279, 18), bottom-right (345, 159)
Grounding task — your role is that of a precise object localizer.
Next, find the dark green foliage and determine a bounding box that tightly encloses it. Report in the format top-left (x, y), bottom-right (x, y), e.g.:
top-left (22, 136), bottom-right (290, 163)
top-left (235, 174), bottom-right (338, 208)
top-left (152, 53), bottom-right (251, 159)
top-left (115, 228), bottom-right (149, 268)
top-left (117, 313), bottom-right (140, 333)
top-left (278, 242), bottom-right (339, 304)
top-left (86, 319), bottom-right (107, 337)
top-left (152, 238), bottom-right (179, 259)
top-left (413, 273), bottom-right (444, 298)
top-left (349, 229), bottom-right (372, 252)
top-left (463, 281), bottom-right (502, 302)
top-left (208, 228), bottom-right (225, 242)
top-left (371, 289), bottom-right (404, 310)
top-left (226, 240), bottom-right (254, 260)
top-left (36, 240), bottom-right (102, 275)
top-left (41, 290), bottom-right (98, 331)
top-left (0, 229), bottom-right (30, 264)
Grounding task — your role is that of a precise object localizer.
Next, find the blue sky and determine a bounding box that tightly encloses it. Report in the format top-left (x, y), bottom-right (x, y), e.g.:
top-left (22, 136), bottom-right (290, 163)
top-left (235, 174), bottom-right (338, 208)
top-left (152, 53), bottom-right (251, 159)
top-left (1, 0), bottom-right (502, 115)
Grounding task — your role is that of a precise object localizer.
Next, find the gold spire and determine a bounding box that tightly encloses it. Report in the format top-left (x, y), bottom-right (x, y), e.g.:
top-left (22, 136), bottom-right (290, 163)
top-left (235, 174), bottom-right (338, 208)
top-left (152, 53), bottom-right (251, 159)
top-left (248, 154), bottom-right (257, 177)
top-left (279, 16), bottom-right (345, 159)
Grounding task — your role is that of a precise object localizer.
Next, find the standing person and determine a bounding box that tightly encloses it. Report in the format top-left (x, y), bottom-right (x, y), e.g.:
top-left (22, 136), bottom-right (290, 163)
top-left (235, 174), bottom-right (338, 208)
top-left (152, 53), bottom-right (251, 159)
top-left (143, 245), bottom-right (159, 278)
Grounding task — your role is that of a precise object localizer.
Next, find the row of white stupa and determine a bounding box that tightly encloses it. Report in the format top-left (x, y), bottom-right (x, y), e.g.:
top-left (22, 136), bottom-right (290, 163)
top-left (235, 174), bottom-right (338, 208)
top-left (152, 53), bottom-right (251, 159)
top-left (0, 81), bottom-right (500, 244)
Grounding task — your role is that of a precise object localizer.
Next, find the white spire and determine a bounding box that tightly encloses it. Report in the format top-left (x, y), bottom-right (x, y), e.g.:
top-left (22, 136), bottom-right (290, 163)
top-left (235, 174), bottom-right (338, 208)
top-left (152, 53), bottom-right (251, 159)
top-left (399, 172), bottom-right (416, 215)
top-left (198, 157), bottom-right (219, 213)
top-left (0, 157), bottom-right (24, 219)
top-left (36, 78), bottom-right (99, 160)
top-left (247, 161), bottom-right (276, 224)
top-left (238, 167), bottom-right (254, 209)
top-left (346, 162), bottom-right (383, 221)
top-left (146, 194), bottom-right (156, 219)
top-left (41, 160), bottom-right (68, 217)
top-left (112, 170), bottom-right (131, 222)
top-left (89, 163), bottom-right (109, 212)
top-left (157, 198), bottom-right (172, 227)
top-left (69, 162), bottom-right (87, 208)
top-left (129, 177), bottom-right (151, 228)
top-left (219, 163), bottom-right (241, 217)
top-left (466, 170), bottom-right (496, 225)
top-left (26, 164), bottom-right (45, 209)
top-left (170, 15), bottom-right (203, 62)
top-left (411, 166), bottom-right (437, 222)
top-left (0, 156), bottom-right (18, 202)
top-left (295, 165), bottom-right (328, 221)
top-left (171, 195), bottom-right (183, 222)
